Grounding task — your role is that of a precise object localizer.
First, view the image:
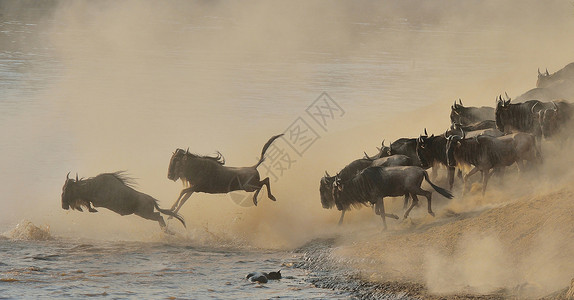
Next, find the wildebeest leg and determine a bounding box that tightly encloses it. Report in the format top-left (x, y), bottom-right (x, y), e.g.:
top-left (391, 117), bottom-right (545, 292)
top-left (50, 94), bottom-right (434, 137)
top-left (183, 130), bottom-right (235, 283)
top-left (404, 194), bottom-right (418, 219)
top-left (447, 167), bottom-right (455, 190)
top-left (135, 210), bottom-right (172, 234)
top-left (376, 198), bottom-right (399, 221)
top-left (482, 169), bottom-right (493, 196)
top-left (431, 165), bottom-right (438, 180)
top-left (252, 177), bottom-right (276, 206)
top-left (171, 186), bottom-right (194, 211)
top-left (403, 194), bottom-right (410, 210)
top-left (86, 201), bottom-right (98, 213)
top-left (338, 210), bottom-right (346, 226)
top-left (171, 188), bottom-right (195, 218)
top-left (463, 167), bottom-right (480, 194)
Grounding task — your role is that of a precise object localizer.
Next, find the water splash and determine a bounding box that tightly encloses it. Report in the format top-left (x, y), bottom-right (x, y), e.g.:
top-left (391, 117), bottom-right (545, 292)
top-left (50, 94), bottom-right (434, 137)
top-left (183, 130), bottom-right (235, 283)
top-left (3, 220), bottom-right (52, 241)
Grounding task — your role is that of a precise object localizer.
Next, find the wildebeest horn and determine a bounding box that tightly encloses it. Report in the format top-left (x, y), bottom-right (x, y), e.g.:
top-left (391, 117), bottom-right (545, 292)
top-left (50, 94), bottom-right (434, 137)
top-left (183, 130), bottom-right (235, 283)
top-left (186, 147), bottom-right (189, 154)
top-left (381, 140), bottom-right (386, 147)
top-left (504, 92), bottom-right (510, 100)
top-left (364, 151), bottom-right (370, 159)
top-left (538, 68), bottom-right (542, 76)
top-left (531, 102), bottom-right (539, 114)
top-left (76, 173), bottom-right (79, 181)
top-left (546, 68), bottom-right (549, 76)
top-left (458, 98), bottom-right (463, 106)
top-left (66, 172), bottom-right (70, 180)
top-left (461, 128), bottom-right (466, 139)
top-left (325, 171), bottom-right (330, 177)
top-left (552, 101), bottom-right (558, 111)
top-left (424, 128), bottom-right (428, 136)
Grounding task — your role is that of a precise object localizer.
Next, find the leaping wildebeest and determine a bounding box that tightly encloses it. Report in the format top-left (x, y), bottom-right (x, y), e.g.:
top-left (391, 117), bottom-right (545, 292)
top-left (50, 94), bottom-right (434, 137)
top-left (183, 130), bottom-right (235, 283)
top-left (168, 134), bottom-right (283, 214)
top-left (61, 172), bottom-right (185, 232)
top-left (333, 166), bottom-right (453, 229)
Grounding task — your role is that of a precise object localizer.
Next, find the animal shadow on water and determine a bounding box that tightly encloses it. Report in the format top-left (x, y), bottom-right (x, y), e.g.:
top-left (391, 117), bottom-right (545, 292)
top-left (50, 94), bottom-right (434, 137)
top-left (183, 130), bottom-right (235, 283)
top-left (61, 172), bottom-right (186, 234)
top-left (167, 134), bottom-right (284, 217)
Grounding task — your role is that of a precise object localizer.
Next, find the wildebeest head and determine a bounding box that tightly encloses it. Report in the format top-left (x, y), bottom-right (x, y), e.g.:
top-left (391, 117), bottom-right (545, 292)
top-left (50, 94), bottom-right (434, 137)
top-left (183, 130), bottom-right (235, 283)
top-left (416, 130), bottom-right (434, 169)
top-left (319, 171), bottom-right (336, 209)
top-left (445, 135), bottom-right (463, 167)
top-left (449, 99), bottom-right (465, 124)
top-left (167, 149), bottom-right (186, 181)
top-left (537, 68), bottom-right (551, 88)
top-left (364, 140), bottom-right (391, 160)
top-left (539, 103), bottom-right (560, 138)
top-left (495, 95), bottom-right (512, 132)
top-left (61, 172), bottom-right (85, 211)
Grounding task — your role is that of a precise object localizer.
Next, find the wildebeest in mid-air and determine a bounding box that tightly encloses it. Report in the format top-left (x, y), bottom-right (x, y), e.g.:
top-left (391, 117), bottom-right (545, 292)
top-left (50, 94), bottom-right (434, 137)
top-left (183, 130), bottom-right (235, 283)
top-left (61, 172), bottom-right (185, 232)
top-left (320, 154), bottom-right (412, 225)
top-left (167, 134), bottom-right (284, 215)
top-left (332, 166), bottom-right (454, 229)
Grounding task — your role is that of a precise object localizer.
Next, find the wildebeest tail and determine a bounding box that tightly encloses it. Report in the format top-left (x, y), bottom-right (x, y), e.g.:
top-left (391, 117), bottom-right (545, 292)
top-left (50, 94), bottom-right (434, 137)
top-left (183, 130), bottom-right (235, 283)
top-left (423, 171), bottom-right (454, 199)
top-left (254, 134), bottom-right (284, 168)
top-left (153, 201), bottom-right (186, 228)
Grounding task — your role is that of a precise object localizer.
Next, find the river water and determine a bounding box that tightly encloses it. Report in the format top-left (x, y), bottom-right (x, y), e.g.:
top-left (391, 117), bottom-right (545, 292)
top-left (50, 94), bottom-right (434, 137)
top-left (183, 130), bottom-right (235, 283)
top-left (2, 1), bottom-right (573, 299)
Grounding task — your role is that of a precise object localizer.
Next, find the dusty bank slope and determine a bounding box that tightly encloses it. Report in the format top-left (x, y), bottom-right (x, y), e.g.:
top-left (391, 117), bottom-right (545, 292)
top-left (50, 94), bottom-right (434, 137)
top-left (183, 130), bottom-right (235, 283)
top-left (329, 172), bottom-right (574, 298)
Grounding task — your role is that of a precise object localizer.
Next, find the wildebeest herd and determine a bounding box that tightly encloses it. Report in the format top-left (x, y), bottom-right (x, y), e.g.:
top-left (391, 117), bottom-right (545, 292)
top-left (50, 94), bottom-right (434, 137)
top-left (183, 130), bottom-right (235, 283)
top-left (61, 62), bottom-right (574, 232)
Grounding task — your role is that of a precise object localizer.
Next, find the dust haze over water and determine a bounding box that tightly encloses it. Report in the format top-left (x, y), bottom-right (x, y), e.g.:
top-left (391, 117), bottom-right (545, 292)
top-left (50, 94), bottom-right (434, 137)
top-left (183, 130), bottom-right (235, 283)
top-left (2, 0), bottom-right (574, 278)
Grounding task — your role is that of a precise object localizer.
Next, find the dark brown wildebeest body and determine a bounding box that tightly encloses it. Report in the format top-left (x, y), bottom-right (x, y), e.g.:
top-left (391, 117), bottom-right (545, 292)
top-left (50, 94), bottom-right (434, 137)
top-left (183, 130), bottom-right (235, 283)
top-left (320, 155), bottom-right (412, 225)
top-left (538, 100), bottom-right (574, 139)
top-left (495, 97), bottom-right (555, 137)
top-left (167, 134), bottom-right (283, 215)
top-left (61, 172), bottom-right (185, 231)
top-left (450, 99), bottom-right (495, 126)
top-left (416, 133), bottom-right (456, 189)
top-left (446, 132), bottom-right (539, 195)
top-left (333, 166), bottom-right (453, 229)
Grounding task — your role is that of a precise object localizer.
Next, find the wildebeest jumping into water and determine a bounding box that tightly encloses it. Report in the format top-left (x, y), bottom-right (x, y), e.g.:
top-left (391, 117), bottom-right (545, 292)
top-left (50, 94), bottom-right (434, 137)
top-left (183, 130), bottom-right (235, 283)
top-left (61, 172), bottom-right (185, 232)
top-left (168, 134), bottom-right (283, 214)
top-left (333, 166), bottom-right (454, 229)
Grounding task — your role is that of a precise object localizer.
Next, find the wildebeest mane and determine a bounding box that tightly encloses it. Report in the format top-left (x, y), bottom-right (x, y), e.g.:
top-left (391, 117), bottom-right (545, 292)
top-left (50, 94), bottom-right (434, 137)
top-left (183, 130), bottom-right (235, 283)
top-left (183, 150), bottom-right (226, 165)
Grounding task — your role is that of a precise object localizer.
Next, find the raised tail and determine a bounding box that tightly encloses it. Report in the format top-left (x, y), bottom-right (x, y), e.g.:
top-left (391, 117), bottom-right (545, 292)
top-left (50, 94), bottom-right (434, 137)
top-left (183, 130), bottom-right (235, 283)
top-left (253, 134), bottom-right (284, 168)
top-left (423, 171), bottom-right (454, 199)
top-left (154, 201), bottom-right (186, 228)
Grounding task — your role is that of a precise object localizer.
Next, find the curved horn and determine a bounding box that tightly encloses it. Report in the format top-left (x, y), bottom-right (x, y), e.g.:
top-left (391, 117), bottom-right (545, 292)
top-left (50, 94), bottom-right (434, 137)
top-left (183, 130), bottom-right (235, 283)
top-left (531, 102), bottom-right (539, 114)
top-left (325, 171), bottom-right (330, 177)
top-left (552, 101), bottom-right (558, 111)
top-left (66, 172), bottom-right (71, 180)
top-left (538, 68), bottom-right (542, 76)
top-left (458, 98), bottom-right (463, 106)
top-left (461, 128), bottom-right (466, 139)
top-left (76, 173), bottom-right (79, 181)
top-left (505, 92), bottom-right (510, 100)
top-left (381, 140), bottom-right (386, 147)
top-left (364, 151), bottom-right (370, 159)
top-left (424, 128), bottom-right (428, 136)
top-left (546, 68), bottom-right (549, 76)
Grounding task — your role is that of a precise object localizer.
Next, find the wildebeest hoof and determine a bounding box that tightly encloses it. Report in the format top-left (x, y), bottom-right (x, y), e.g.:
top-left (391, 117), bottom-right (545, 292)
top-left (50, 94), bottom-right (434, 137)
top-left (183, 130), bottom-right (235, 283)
top-left (89, 208), bottom-right (98, 213)
top-left (429, 211), bottom-right (435, 217)
top-left (389, 214), bottom-right (399, 219)
top-left (269, 195), bottom-right (277, 201)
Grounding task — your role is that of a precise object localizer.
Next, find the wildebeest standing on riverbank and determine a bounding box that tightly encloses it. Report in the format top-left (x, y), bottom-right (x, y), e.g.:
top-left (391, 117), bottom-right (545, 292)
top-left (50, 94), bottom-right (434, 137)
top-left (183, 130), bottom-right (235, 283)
top-left (167, 134), bottom-right (284, 214)
top-left (61, 172), bottom-right (185, 232)
top-left (333, 166), bottom-right (453, 229)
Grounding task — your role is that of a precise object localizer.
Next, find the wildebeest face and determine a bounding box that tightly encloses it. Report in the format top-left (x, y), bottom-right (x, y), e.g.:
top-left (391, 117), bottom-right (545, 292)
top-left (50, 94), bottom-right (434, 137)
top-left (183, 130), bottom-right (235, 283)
top-left (416, 135), bottom-right (433, 169)
top-left (319, 173), bottom-right (335, 209)
top-left (445, 136), bottom-right (461, 167)
top-left (61, 174), bottom-right (83, 211)
top-left (540, 109), bottom-right (559, 138)
top-left (168, 149), bottom-right (186, 181)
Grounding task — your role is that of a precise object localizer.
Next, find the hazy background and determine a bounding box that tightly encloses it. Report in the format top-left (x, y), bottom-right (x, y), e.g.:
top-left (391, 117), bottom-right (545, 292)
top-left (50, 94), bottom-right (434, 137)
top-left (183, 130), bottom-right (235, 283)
top-left (1, 0), bottom-right (574, 247)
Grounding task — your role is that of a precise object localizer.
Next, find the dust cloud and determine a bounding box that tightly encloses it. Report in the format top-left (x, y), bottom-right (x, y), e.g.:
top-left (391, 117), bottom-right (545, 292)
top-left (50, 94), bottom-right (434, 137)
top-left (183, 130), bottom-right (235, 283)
top-left (2, 0), bottom-right (574, 297)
